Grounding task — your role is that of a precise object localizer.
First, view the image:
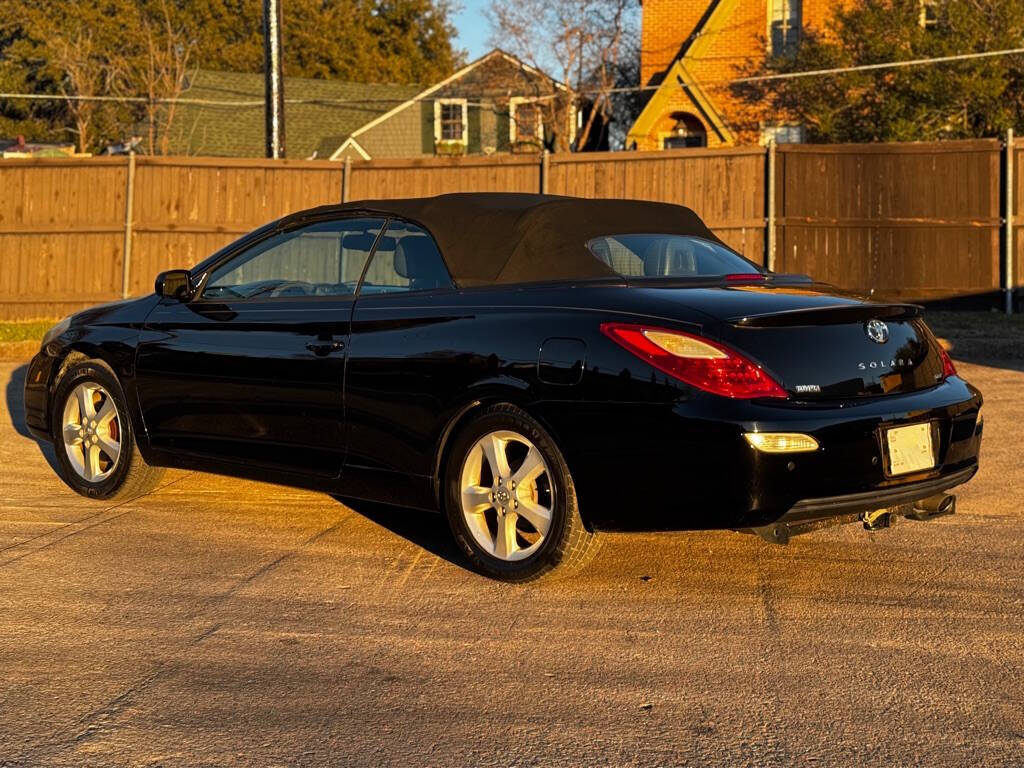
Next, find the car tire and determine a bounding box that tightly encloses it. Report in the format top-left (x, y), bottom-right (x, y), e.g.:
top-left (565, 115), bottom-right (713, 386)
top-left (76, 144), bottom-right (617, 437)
top-left (51, 359), bottom-right (165, 501)
top-left (443, 403), bottom-right (599, 582)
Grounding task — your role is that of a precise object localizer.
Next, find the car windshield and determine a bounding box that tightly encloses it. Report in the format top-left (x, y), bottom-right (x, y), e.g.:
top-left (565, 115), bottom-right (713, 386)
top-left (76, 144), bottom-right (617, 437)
top-left (587, 234), bottom-right (761, 279)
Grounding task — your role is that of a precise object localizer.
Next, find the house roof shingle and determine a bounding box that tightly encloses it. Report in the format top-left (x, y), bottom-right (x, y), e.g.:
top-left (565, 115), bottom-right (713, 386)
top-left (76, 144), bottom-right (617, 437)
top-left (170, 70), bottom-right (422, 158)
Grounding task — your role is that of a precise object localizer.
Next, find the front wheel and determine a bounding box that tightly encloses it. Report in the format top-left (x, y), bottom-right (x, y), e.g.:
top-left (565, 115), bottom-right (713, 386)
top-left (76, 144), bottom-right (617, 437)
top-left (51, 359), bottom-right (165, 501)
top-left (444, 404), bottom-right (599, 582)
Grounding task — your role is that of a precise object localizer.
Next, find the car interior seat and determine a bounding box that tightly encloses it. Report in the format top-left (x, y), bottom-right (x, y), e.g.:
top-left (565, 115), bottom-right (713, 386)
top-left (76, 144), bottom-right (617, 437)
top-left (394, 237), bottom-right (449, 291)
top-left (641, 239), bottom-right (697, 277)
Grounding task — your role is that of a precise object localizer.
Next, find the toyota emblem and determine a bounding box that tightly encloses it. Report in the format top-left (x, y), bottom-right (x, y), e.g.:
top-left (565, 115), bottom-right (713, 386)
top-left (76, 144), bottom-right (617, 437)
top-left (865, 319), bottom-right (889, 344)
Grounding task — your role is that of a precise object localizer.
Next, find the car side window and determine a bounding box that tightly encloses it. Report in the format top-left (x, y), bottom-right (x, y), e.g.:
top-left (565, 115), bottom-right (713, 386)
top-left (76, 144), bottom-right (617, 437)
top-left (201, 217), bottom-right (386, 300)
top-left (359, 220), bottom-right (452, 295)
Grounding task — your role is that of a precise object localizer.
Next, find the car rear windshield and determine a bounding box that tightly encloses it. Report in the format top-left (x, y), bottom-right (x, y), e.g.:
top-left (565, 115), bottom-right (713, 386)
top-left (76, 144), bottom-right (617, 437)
top-left (587, 234), bottom-right (762, 279)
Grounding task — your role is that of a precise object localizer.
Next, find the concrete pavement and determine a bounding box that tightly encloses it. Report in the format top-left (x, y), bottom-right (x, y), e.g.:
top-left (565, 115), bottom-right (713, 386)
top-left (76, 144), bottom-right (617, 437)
top-left (1, 359), bottom-right (1021, 766)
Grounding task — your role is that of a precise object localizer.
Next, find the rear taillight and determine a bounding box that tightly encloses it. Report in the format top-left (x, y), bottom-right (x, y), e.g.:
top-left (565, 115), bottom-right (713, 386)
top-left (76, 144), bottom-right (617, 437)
top-left (600, 323), bottom-right (788, 399)
top-left (939, 345), bottom-right (957, 379)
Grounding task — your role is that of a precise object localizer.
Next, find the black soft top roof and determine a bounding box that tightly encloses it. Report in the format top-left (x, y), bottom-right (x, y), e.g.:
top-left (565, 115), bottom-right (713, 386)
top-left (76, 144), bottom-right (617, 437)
top-left (285, 193), bottom-right (725, 287)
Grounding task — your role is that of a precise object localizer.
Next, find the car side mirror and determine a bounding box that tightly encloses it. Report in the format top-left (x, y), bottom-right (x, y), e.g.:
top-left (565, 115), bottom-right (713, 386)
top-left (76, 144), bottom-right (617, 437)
top-left (155, 270), bottom-right (195, 301)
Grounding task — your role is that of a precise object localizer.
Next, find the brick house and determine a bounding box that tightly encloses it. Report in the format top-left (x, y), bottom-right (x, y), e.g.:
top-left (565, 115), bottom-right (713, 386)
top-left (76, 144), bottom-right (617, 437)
top-left (170, 50), bottom-right (576, 159)
top-left (627, 0), bottom-right (848, 150)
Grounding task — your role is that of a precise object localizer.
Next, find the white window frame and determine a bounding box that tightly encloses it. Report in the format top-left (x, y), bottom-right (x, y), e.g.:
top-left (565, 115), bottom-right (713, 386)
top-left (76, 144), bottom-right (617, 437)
top-left (767, 0), bottom-right (802, 56)
top-left (760, 123), bottom-right (805, 145)
top-left (509, 97), bottom-right (545, 144)
top-left (919, 0), bottom-right (938, 28)
top-left (434, 98), bottom-right (468, 145)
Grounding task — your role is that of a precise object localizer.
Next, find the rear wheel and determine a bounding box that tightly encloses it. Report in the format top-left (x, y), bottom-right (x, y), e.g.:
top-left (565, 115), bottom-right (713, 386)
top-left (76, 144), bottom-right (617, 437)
top-left (444, 404), bottom-right (598, 582)
top-left (52, 360), bottom-right (165, 501)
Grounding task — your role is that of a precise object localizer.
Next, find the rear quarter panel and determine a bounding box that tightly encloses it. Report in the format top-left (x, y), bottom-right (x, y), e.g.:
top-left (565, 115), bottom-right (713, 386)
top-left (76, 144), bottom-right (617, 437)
top-left (343, 283), bottom-right (718, 517)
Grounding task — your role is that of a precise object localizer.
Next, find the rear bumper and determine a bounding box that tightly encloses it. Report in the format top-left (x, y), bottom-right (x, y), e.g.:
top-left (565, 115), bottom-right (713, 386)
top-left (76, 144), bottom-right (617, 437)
top-left (542, 376), bottom-right (983, 531)
top-left (784, 464), bottom-right (976, 521)
top-left (730, 378), bottom-right (983, 528)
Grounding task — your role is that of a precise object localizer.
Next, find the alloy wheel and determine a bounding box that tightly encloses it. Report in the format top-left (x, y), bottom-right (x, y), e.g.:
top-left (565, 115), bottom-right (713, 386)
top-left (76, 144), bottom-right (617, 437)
top-left (61, 382), bottom-right (121, 482)
top-left (458, 429), bottom-right (554, 562)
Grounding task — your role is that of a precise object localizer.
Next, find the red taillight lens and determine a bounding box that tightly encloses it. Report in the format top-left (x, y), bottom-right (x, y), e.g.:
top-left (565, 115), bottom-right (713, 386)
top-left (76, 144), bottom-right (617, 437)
top-left (600, 322), bottom-right (788, 399)
top-left (939, 345), bottom-right (957, 379)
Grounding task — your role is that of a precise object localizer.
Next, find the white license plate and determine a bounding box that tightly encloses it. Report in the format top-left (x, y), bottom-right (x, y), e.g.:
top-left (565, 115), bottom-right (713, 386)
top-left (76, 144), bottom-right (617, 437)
top-left (885, 423), bottom-right (935, 476)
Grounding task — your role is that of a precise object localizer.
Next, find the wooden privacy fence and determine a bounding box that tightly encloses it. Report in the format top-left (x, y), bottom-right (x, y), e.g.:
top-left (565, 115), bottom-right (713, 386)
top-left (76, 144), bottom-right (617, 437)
top-left (773, 139), bottom-right (1011, 303)
top-left (0, 138), bottom-right (1020, 321)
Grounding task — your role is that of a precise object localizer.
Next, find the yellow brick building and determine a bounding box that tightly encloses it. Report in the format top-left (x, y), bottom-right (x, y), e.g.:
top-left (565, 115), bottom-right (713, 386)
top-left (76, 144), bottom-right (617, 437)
top-left (628, 0), bottom-right (848, 150)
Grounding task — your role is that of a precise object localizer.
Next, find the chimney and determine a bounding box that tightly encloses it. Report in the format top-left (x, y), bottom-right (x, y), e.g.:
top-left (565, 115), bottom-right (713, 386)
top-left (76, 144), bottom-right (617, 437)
top-left (641, 0), bottom-right (713, 86)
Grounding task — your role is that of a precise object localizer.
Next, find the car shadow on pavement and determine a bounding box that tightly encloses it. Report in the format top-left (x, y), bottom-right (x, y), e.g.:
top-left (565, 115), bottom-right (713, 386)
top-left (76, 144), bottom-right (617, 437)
top-left (332, 495), bottom-right (469, 570)
top-left (925, 311), bottom-right (1024, 373)
top-left (947, 348), bottom-right (1024, 373)
top-left (5, 363), bottom-right (61, 474)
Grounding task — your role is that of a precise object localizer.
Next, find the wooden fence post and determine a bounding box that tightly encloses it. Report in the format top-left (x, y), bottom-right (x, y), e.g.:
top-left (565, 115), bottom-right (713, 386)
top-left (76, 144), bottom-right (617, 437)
top-left (766, 140), bottom-right (777, 272)
top-left (540, 150), bottom-right (550, 195)
top-left (121, 152), bottom-right (136, 299)
top-left (342, 156), bottom-right (352, 203)
top-left (1006, 128), bottom-right (1015, 316)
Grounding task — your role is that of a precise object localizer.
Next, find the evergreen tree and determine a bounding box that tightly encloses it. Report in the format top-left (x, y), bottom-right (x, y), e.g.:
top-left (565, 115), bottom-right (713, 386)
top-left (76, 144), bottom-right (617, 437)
top-left (734, 0), bottom-right (1024, 142)
top-left (0, 0), bottom-right (461, 152)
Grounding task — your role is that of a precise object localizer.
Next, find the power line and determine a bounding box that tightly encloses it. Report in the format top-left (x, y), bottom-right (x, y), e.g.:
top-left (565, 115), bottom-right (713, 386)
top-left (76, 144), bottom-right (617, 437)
top-left (590, 46), bottom-right (1024, 95)
top-left (730, 46), bottom-right (1024, 86)
top-left (0, 91), bottom-right (549, 107)
top-left (1, 46), bottom-right (1022, 106)
top-left (0, 92), bottom-right (390, 106)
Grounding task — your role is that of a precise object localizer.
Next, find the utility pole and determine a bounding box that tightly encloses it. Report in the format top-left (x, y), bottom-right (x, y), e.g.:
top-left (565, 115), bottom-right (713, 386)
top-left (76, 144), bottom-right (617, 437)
top-left (263, 0), bottom-right (285, 158)
top-left (1006, 128), bottom-right (1015, 315)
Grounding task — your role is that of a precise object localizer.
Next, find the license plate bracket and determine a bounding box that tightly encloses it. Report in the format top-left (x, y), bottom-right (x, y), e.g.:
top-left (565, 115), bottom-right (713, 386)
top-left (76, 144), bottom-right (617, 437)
top-left (883, 422), bottom-right (936, 476)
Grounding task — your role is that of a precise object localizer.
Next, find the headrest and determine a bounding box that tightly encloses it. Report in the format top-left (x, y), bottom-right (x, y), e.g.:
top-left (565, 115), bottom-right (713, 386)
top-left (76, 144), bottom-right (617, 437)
top-left (641, 241), bottom-right (668, 277)
top-left (394, 236), bottom-right (440, 279)
top-left (642, 240), bottom-right (694, 277)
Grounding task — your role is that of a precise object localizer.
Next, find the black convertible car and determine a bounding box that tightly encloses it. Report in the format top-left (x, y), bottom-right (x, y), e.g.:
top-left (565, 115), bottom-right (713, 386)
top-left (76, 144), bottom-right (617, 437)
top-left (25, 193), bottom-right (982, 581)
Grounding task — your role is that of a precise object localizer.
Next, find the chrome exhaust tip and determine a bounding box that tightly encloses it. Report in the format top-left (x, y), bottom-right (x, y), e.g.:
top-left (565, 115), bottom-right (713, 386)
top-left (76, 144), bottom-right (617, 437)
top-left (907, 493), bottom-right (956, 521)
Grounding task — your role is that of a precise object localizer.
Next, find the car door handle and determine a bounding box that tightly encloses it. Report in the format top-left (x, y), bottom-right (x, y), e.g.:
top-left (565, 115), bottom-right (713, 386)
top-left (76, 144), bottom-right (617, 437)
top-left (306, 340), bottom-right (345, 357)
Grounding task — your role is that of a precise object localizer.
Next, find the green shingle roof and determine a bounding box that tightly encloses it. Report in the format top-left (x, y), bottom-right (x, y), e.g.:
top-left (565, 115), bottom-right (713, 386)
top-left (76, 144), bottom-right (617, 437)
top-left (169, 69), bottom-right (422, 158)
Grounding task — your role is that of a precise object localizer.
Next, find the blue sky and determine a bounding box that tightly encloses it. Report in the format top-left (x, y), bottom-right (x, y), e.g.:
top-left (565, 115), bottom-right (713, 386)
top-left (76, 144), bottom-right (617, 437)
top-left (452, 0), bottom-right (492, 61)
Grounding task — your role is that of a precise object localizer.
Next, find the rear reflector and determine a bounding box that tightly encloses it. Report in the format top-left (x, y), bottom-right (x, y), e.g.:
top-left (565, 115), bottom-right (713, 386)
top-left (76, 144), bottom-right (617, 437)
top-left (600, 323), bottom-right (788, 399)
top-left (744, 432), bottom-right (819, 453)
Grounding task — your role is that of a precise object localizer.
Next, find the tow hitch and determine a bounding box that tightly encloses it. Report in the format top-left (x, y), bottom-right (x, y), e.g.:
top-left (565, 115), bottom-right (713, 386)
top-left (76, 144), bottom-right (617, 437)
top-left (861, 505), bottom-right (904, 531)
top-left (861, 494), bottom-right (957, 531)
top-left (863, 494), bottom-right (956, 530)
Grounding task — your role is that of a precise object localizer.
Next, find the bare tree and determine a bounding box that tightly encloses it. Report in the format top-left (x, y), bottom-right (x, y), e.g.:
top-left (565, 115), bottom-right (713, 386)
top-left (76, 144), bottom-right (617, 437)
top-left (49, 30), bottom-right (121, 154)
top-left (131, 0), bottom-right (196, 155)
top-left (488, 0), bottom-right (637, 150)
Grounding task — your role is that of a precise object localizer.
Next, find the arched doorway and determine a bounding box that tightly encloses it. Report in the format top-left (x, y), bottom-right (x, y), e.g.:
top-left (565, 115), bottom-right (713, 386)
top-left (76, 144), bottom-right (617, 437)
top-left (661, 112), bottom-right (707, 149)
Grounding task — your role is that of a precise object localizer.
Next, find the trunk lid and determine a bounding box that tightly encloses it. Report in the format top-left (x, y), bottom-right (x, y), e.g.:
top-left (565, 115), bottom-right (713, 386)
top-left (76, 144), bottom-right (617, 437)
top-left (642, 283), bottom-right (948, 400)
top-left (722, 304), bottom-right (945, 400)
